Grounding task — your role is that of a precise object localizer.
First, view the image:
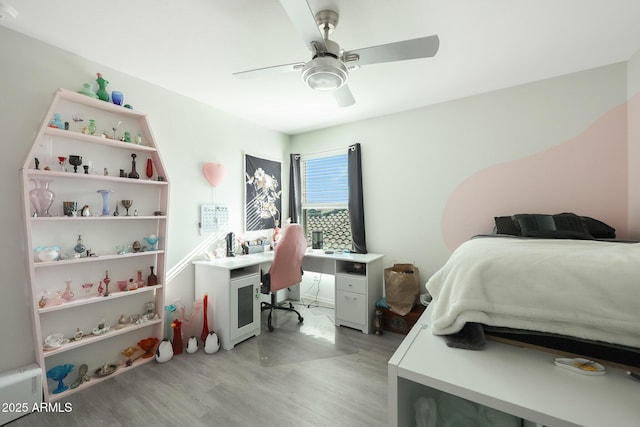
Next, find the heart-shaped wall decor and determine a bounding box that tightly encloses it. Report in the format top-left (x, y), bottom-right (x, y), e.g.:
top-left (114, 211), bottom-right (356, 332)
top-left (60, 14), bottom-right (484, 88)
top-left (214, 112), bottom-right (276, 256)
top-left (203, 162), bottom-right (225, 187)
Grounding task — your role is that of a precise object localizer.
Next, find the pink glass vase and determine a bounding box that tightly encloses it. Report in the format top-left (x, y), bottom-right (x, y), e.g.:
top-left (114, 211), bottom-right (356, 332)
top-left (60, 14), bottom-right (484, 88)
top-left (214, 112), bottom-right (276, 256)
top-left (61, 280), bottom-right (74, 302)
top-left (29, 179), bottom-right (55, 217)
top-left (136, 270), bottom-right (145, 288)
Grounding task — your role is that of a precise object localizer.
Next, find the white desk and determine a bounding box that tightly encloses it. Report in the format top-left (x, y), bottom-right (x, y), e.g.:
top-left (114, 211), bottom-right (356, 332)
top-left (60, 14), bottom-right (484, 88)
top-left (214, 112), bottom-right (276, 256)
top-left (388, 306), bottom-right (640, 427)
top-left (194, 250), bottom-right (384, 350)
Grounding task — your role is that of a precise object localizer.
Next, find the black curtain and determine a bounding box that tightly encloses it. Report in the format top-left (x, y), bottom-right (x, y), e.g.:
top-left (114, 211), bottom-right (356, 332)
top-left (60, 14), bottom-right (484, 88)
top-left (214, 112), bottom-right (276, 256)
top-left (288, 153), bottom-right (302, 224)
top-left (348, 143), bottom-right (367, 253)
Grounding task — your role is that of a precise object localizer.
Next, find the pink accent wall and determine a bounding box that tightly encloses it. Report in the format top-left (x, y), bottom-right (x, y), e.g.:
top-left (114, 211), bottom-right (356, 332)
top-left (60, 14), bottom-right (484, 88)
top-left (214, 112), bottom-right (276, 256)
top-left (627, 93), bottom-right (640, 238)
top-left (442, 102), bottom-right (629, 250)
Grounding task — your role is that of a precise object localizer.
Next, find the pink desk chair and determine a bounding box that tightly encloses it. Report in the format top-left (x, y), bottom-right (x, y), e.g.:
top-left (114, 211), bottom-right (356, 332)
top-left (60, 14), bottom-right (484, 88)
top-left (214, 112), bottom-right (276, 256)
top-left (260, 223), bottom-right (307, 332)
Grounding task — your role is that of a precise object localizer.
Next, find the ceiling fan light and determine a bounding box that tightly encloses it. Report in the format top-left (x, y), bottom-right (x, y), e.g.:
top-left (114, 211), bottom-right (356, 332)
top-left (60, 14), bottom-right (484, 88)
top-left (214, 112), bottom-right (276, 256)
top-left (301, 57), bottom-right (348, 91)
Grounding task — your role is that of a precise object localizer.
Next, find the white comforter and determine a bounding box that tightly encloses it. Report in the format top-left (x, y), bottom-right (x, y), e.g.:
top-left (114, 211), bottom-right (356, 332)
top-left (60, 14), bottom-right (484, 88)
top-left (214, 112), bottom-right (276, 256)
top-left (427, 236), bottom-right (640, 348)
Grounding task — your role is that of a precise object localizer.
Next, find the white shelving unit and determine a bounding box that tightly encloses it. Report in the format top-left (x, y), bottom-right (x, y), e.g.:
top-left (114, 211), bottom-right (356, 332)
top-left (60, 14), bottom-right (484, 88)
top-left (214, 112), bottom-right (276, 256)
top-left (20, 88), bottom-right (169, 402)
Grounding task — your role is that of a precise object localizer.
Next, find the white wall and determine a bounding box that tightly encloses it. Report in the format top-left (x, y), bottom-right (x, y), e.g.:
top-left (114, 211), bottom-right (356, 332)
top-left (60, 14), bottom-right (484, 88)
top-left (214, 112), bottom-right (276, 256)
top-left (1, 24), bottom-right (636, 373)
top-left (0, 27), bottom-right (289, 372)
top-left (291, 63), bottom-right (629, 287)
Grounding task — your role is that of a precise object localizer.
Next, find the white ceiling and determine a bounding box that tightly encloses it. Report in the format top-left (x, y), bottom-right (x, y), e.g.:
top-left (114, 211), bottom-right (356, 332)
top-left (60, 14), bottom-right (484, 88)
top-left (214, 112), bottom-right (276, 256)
top-left (2, 0), bottom-right (640, 135)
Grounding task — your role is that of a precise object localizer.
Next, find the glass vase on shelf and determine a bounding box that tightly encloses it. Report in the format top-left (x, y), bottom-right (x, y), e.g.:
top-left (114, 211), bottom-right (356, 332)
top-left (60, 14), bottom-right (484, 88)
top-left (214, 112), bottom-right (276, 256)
top-left (97, 189), bottom-right (112, 216)
top-left (147, 266), bottom-right (158, 286)
top-left (29, 179), bottom-right (55, 217)
top-left (61, 279), bottom-right (74, 302)
top-left (128, 153), bottom-right (140, 179)
top-left (96, 72), bottom-right (109, 102)
top-left (136, 270), bottom-right (145, 288)
top-left (74, 234), bottom-right (86, 256)
top-left (146, 158), bottom-right (153, 180)
top-left (88, 119), bottom-right (96, 135)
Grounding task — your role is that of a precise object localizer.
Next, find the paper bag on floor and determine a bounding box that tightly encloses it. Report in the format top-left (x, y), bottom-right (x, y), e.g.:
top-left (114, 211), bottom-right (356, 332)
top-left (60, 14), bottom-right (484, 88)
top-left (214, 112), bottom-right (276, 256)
top-left (384, 263), bottom-right (420, 316)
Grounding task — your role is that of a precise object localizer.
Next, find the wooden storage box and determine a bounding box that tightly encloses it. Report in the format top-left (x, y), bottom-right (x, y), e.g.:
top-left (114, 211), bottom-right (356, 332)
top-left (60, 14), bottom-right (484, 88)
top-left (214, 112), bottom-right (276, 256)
top-left (380, 304), bottom-right (426, 335)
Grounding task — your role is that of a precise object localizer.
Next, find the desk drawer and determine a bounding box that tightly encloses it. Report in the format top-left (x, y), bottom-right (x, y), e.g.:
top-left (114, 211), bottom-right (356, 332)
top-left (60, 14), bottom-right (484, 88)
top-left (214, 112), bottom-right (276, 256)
top-left (336, 274), bottom-right (367, 294)
top-left (336, 290), bottom-right (366, 325)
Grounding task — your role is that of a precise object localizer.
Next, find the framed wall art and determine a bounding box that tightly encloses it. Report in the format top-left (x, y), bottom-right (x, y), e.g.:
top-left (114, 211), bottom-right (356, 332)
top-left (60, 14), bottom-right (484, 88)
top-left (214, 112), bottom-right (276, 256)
top-left (244, 153), bottom-right (282, 232)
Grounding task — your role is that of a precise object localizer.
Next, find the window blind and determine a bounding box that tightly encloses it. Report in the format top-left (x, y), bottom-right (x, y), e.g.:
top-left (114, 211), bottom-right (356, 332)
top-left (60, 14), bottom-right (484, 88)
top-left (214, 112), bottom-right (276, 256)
top-left (302, 153), bottom-right (348, 207)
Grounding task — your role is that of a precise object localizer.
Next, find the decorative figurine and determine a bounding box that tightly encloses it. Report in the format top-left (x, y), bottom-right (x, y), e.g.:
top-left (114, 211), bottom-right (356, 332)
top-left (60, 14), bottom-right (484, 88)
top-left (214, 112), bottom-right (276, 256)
top-left (80, 205), bottom-right (91, 217)
top-left (73, 328), bottom-right (84, 341)
top-left (49, 113), bottom-right (64, 129)
top-left (132, 240), bottom-right (141, 252)
top-left (69, 363), bottom-right (90, 389)
top-left (186, 336), bottom-right (198, 354)
top-left (96, 73), bottom-right (109, 102)
top-left (155, 339), bottom-right (173, 363)
top-left (374, 309), bottom-right (384, 335)
top-left (204, 331), bottom-right (220, 354)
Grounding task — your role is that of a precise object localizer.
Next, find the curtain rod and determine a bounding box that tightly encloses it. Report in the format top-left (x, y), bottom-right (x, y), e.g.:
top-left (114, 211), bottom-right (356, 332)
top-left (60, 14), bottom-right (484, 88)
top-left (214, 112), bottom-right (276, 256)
top-left (295, 144), bottom-right (357, 159)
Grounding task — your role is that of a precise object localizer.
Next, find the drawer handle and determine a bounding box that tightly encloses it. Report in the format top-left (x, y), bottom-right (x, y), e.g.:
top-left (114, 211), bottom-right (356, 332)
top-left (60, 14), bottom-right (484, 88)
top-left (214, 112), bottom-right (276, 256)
top-left (344, 295), bottom-right (357, 300)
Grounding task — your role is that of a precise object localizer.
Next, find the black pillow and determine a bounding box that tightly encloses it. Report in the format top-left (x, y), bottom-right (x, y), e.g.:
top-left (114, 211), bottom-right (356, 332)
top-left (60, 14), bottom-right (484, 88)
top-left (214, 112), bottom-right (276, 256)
top-left (512, 214), bottom-right (555, 236)
top-left (512, 213), bottom-right (592, 239)
top-left (553, 213), bottom-right (593, 237)
top-left (494, 216), bottom-right (520, 235)
top-left (581, 216), bottom-right (616, 239)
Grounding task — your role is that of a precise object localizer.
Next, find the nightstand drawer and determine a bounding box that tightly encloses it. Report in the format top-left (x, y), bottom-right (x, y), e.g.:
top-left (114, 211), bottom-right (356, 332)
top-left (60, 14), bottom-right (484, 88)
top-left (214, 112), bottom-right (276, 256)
top-left (336, 274), bottom-right (367, 294)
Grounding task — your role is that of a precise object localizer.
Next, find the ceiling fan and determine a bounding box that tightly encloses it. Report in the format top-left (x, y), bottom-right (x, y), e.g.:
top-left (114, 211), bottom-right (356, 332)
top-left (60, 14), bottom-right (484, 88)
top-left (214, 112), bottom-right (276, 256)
top-left (232, 0), bottom-right (439, 107)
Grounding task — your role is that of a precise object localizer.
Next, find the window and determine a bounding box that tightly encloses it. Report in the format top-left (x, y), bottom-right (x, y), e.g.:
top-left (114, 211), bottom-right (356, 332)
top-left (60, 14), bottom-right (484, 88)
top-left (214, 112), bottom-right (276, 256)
top-left (301, 153), bottom-right (352, 250)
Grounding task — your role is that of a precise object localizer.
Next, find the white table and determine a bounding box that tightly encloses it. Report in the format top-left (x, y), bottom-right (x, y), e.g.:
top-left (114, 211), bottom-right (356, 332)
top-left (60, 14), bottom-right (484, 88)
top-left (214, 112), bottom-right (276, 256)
top-left (194, 250), bottom-right (384, 350)
top-left (388, 306), bottom-right (640, 427)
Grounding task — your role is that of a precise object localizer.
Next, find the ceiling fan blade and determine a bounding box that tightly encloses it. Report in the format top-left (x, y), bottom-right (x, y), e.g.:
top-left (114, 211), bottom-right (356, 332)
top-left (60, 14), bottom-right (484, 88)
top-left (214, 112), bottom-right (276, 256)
top-left (278, 0), bottom-right (327, 51)
top-left (232, 62), bottom-right (305, 80)
top-left (334, 85), bottom-right (355, 108)
top-left (343, 35), bottom-right (439, 67)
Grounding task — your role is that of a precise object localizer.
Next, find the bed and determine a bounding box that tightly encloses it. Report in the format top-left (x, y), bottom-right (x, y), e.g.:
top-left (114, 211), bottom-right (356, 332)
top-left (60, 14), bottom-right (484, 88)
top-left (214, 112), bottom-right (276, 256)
top-left (425, 212), bottom-right (640, 369)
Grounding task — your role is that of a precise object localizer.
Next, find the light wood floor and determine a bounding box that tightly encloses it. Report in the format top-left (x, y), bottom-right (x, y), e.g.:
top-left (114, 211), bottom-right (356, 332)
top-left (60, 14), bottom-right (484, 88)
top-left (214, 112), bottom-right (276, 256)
top-left (12, 304), bottom-right (405, 427)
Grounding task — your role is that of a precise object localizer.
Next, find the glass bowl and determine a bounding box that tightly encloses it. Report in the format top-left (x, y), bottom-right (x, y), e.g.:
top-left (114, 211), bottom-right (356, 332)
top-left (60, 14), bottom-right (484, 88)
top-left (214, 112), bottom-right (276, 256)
top-left (34, 246), bottom-right (60, 262)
